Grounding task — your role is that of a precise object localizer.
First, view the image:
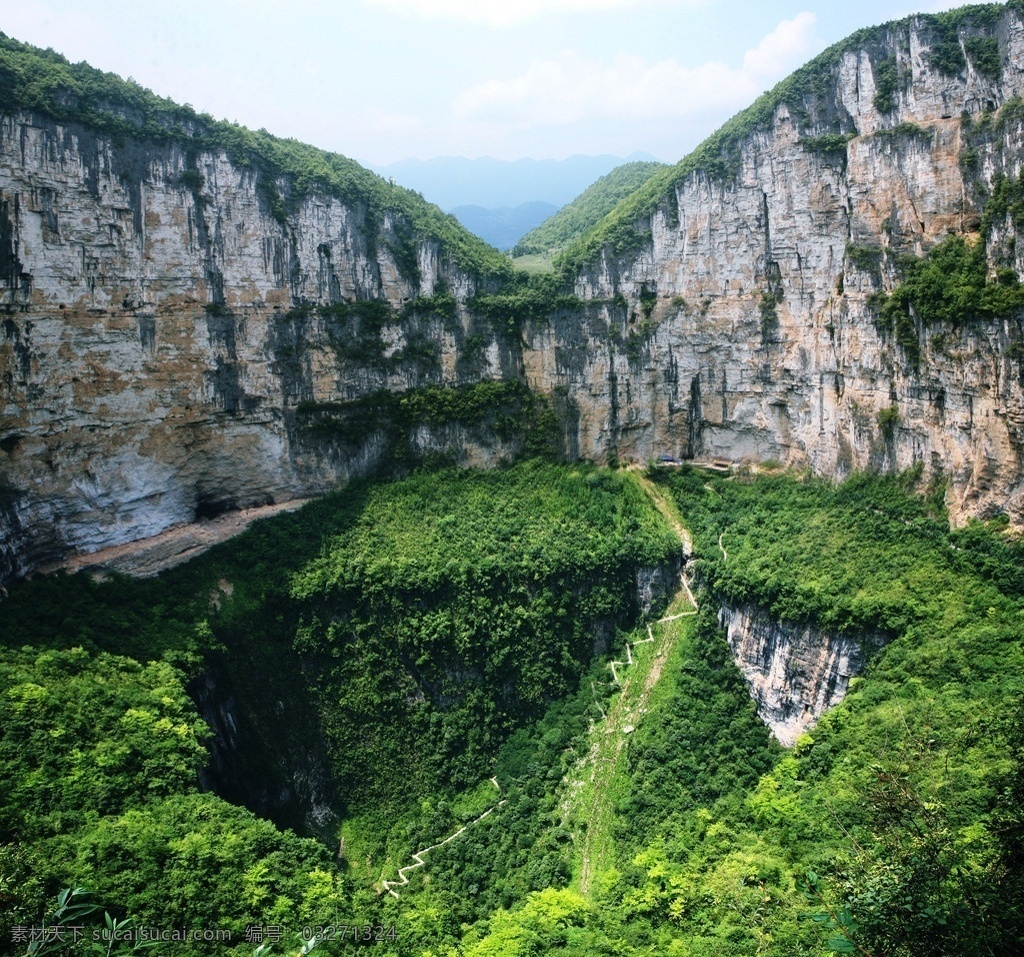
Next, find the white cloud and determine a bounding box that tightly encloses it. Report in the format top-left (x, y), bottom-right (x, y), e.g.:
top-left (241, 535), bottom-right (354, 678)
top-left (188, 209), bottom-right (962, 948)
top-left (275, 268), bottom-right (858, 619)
top-left (743, 12), bottom-right (818, 79)
top-left (363, 0), bottom-right (681, 28)
top-left (453, 12), bottom-right (818, 125)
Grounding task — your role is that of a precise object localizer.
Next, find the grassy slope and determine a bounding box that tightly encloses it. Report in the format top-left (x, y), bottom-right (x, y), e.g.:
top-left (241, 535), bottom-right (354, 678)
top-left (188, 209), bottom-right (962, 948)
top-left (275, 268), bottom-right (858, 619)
top-left (510, 161), bottom-right (667, 261)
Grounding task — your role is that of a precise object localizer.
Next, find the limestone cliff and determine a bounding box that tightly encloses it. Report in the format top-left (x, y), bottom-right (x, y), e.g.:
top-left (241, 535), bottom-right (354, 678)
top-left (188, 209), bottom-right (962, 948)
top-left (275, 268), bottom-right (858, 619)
top-left (719, 603), bottom-right (884, 746)
top-left (0, 62), bottom-right (523, 580)
top-left (548, 3), bottom-right (1024, 526)
top-left (7, 6), bottom-right (1024, 582)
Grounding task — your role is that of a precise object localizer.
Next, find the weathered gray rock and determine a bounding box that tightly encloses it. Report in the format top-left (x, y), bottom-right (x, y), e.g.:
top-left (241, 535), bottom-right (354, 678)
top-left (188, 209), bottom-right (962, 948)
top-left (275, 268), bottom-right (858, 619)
top-left (0, 114), bottom-right (520, 579)
top-left (532, 10), bottom-right (1024, 529)
top-left (6, 9), bottom-right (1024, 582)
top-left (719, 603), bottom-right (884, 746)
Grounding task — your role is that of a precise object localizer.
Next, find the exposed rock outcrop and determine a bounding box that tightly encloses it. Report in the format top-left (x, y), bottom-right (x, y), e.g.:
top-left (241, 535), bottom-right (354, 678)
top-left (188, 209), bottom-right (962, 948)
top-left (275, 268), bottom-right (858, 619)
top-left (6, 7), bottom-right (1024, 581)
top-left (530, 7), bottom-right (1024, 526)
top-left (0, 112), bottom-right (522, 580)
top-left (719, 603), bottom-right (885, 746)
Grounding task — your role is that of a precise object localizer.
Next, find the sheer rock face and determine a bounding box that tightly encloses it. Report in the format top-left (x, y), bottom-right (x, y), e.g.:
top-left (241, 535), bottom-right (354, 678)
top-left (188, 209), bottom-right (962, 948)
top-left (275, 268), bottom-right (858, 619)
top-left (534, 10), bottom-right (1024, 525)
top-left (0, 114), bottom-right (517, 580)
top-left (719, 603), bottom-right (884, 746)
top-left (6, 12), bottom-right (1024, 581)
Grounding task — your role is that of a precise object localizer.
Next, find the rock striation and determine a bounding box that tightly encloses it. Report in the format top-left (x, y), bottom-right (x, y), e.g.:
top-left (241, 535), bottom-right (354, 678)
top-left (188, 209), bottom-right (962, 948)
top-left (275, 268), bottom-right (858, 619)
top-left (719, 603), bottom-right (884, 746)
top-left (6, 7), bottom-right (1024, 581)
top-left (534, 5), bottom-right (1024, 528)
top-left (0, 109), bottom-right (521, 580)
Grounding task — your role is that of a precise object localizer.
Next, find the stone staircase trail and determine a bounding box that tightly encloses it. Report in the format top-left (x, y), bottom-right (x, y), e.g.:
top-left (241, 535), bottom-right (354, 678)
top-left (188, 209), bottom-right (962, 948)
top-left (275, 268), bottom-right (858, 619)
top-left (384, 470), bottom-right (698, 900)
top-left (382, 779), bottom-right (505, 899)
top-left (608, 588), bottom-right (698, 685)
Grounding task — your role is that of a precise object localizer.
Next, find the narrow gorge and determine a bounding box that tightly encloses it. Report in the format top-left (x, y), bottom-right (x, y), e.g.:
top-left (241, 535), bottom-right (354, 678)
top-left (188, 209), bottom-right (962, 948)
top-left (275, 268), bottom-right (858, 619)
top-left (5, 5), bottom-right (1024, 584)
top-left (4, 10), bottom-right (1024, 954)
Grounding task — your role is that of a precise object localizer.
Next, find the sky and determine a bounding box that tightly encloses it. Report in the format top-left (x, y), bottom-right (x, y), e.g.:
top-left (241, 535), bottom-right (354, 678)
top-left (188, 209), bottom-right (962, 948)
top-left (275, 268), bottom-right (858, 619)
top-left (3, 0), bottom-right (972, 166)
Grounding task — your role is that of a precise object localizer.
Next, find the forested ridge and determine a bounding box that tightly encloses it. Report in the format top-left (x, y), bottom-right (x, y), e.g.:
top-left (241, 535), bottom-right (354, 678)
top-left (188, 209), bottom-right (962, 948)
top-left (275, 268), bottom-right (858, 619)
top-left (2, 461), bottom-right (1023, 955)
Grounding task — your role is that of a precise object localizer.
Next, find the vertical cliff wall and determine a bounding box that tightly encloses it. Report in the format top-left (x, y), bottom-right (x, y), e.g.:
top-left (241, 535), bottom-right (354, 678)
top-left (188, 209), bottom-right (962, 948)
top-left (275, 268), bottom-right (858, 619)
top-left (0, 102), bottom-right (525, 580)
top-left (534, 4), bottom-right (1024, 526)
top-left (7, 7), bottom-right (1024, 582)
top-left (719, 603), bottom-right (885, 746)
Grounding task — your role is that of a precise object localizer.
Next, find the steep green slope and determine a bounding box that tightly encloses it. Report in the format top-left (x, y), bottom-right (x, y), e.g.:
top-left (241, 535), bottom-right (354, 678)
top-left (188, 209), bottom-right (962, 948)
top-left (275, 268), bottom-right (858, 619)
top-left (0, 462), bottom-right (679, 956)
top-left (0, 33), bottom-right (511, 281)
top-left (3, 465), bottom-right (1023, 956)
top-left (454, 467), bottom-right (1024, 956)
top-left (510, 161), bottom-right (666, 259)
top-left (288, 463), bottom-right (677, 813)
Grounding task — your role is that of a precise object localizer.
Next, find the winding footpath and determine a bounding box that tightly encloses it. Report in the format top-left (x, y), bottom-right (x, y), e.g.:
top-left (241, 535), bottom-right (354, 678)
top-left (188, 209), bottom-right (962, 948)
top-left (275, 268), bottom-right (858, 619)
top-left (572, 470), bottom-right (698, 893)
top-left (383, 471), bottom-right (698, 901)
top-left (608, 598), bottom-right (698, 686)
top-left (382, 778), bottom-right (505, 899)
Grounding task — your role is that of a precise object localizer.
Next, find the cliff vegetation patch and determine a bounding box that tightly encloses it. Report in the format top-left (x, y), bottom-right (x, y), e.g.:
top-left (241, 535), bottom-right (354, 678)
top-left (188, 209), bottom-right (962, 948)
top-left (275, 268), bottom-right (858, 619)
top-left (870, 234), bottom-right (1024, 367)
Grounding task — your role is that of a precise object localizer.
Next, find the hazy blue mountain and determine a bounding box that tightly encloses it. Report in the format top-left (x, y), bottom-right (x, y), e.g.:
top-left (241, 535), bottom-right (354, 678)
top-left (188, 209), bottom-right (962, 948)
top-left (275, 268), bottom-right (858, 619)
top-left (449, 201), bottom-right (559, 250)
top-left (370, 153), bottom-right (658, 212)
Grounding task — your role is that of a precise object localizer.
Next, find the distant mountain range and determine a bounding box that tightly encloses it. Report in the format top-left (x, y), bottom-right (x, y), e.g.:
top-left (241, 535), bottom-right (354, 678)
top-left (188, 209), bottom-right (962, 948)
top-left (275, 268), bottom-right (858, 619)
top-left (448, 201), bottom-right (559, 251)
top-left (368, 153), bottom-right (659, 249)
top-left (370, 153), bottom-right (659, 215)
top-left (512, 161), bottom-right (667, 258)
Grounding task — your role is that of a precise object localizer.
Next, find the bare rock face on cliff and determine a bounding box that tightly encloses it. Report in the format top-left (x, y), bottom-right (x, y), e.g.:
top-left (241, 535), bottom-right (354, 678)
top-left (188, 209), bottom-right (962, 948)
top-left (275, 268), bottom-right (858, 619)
top-left (719, 603), bottom-right (885, 746)
top-left (0, 54), bottom-right (528, 580)
top-left (536, 3), bottom-right (1024, 527)
top-left (6, 6), bottom-right (1024, 581)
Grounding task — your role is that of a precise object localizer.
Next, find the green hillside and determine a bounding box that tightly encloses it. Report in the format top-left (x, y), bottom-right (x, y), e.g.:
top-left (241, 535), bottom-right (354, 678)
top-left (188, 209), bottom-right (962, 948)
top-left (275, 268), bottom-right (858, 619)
top-left (510, 161), bottom-right (666, 261)
top-left (3, 463), bottom-right (1022, 955)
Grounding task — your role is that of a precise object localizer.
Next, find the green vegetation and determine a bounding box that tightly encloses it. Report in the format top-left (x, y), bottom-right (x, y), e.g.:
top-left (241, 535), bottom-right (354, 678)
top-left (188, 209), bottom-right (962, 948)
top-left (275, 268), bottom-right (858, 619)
top-left (927, 3), bottom-right (1006, 76)
top-left (4, 463), bottom-right (1024, 954)
top-left (294, 379), bottom-right (561, 462)
top-left (0, 646), bottom-right (350, 955)
top-left (511, 162), bottom-right (667, 260)
top-left (555, 4), bottom-right (1014, 278)
top-left (871, 234), bottom-right (1024, 367)
top-left (468, 280), bottom-right (583, 336)
top-left (799, 133), bottom-right (853, 155)
top-left (6, 7), bottom-right (1024, 948)
top-left (845, 242), bottom-right (884, 275)
top-left (759, 290), bottom-right (781, 342)
top-left (965, 33), bottom-right (1003, 79)
top-left (1, 463), bottom-right (683, 955)
top-left (873, 121), bottom-right (933, 141)
top-left (290, 463), bottom-right (678, 811)
top-left (877, 403), bottom-right (899, 439)
top-left (455, 469), bottom-right (1024, 956)
top-left (0, 34), bottom-right (509, 282)
top-left (873, 56), bottom-right (901, 112)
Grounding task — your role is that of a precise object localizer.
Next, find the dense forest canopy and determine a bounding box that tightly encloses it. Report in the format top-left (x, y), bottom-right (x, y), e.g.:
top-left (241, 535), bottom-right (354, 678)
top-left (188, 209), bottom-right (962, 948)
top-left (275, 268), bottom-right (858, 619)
top-left (2, 461), bottom-right (1023, 955)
